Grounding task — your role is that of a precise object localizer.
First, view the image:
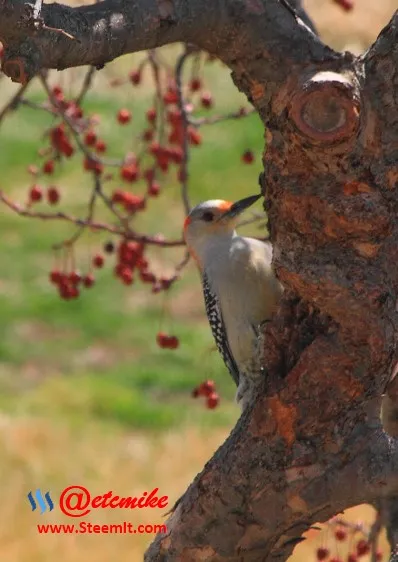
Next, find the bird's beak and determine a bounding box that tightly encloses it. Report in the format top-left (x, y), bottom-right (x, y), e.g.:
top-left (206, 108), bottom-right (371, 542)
top-left (218, 194), bottom-right (262, 221)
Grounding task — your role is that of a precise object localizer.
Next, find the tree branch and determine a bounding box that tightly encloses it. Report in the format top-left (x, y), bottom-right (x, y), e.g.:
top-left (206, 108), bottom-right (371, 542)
top-left (0, 0), bottom-right (327, 84)
top-left (145, 347), bottom-right (398, 560)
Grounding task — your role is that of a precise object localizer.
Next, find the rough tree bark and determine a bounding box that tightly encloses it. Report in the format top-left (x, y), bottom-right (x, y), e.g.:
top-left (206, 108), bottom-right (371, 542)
top-left (0, 0), bottom-right (397, 560)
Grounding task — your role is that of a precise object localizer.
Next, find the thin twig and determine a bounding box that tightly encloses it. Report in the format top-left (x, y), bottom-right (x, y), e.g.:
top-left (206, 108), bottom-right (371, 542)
top-left (175, 47), bottom-right (192, 214)
top-left (0, 81), bottom-right (30, 124)
top-left (19, 97), bottom-right (58, 116)
top-left (75, 66), bottom-right (96, 105)
top-left (0, 190), bottom-right (185, 247)
top-left (190, 106), bottom-right (256, 127)
top-left (40, 24), bottom-right (76, 41)
top-left (369, 509), bottom-right (384, 562)
top-left (176, 250), bottom-right (190, 272)
top-left (148, 50), bottom-right (165, 149)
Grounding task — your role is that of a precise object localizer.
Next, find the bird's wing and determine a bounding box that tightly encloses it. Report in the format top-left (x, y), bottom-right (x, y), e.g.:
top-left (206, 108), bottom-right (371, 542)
top-left (202, 271), bottom-right (240, 386)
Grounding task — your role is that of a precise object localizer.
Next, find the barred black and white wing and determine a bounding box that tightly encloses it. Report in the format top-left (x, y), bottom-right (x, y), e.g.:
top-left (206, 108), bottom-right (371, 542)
top-left (202, 272), bottom-right (240, 386)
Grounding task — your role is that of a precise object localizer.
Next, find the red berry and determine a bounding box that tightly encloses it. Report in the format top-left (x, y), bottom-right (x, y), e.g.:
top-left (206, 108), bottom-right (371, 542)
top-left (144, 169), bottom-right (155, 183)
top-left (69, 286), bottom-right (80, 299)
top-left (149, 142), bottom-right (160, 156)
top-left (111, 189), bottom-right (124, 204)
top-left (83, 274), bottom-right (95, 288)
top-left (163, 88), bottom-right (178, 105)
top-left (198, 380), bottom-right (216, 397)
top-left (188, 128), bottom-right (202, 146)
top-left (167, 109), bottom-right (181, 126)
top-left (52, 89), bottom-right (64, 105)
top-left (148, 181), bottom-right (160, 197)
top-left (347, 555), bottom-right (358, 562)
top-left (206, 392), bottom-right (220, 409)
top-left (60, 139), bottom-right (74, 158)
top-left (95, 140), bottom-right (107, 153)
top-left (334, 528), bottom-right (346, 541)
top-left (122, 193), bottom-right (146, 213)
top-left (167, 336), bottom-right (179, 350)
top-left (93, 254), bottom-right (104, 268)
top-left (71, 104), bottom-right (83, 119)
top-left (242, 150), bottom-right (254, 164)
top-left (139, 270), bottom-right (156, 284)
top-left (136, 257), bottom-right (148, 270)
top-left (59, 284), bottom-right (72, 300)
top-left (52, 85), bottom-right (63, 98)
top-left (84, 130), bottom-right (97, 146)
top-left (333, 0), bottom-right (354, 11)
top-left (356, 540), bottom-right (370, 557)
top-left (160, 277), bottom-right (172, 290)
top-left (69, 271), bottom-right (82, 286)
top-left (156, 332), bottom-right (168, 348)
top-left (49, 270), bottom-right (62, 284)
top-left (146, 108), bottom-right (157, 124)
top-left (84, 157), bottom-right (103, 175)
top-left (171, 147), bottom-right (183, 164)
top-left (121, 269), bottom-right (133, 285)
top-left (47, 186), bottom-right (60, 205)
top-left (189, 78), bottom-right (202, 92)
top-left (29, 185), bottom-right (42, 202)
top-left (117, 108), bottom-right (131, 124)
top-left (143, 130), bottom-right (154, 142)
top-left (316, 548), bottom-right (329, 561)
top-left (43, 160), bottom-right (55, 174)
top-left (155, 333), bottom-right (178, 349)
top-left (200, 91), bottom-right (213, 108)
top-left (129, 70), bottom-right (141, 85)
top-left (120, 163), bottom-right (139, 183)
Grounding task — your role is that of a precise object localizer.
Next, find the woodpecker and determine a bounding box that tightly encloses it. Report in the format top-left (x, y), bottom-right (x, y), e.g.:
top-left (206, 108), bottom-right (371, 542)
top-left (183, 194), bottom-right (283, 409)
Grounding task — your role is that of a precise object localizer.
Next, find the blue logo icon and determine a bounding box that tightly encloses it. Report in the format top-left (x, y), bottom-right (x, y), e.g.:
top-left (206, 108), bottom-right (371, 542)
top-left (27, 490), bottom-right (54, 514)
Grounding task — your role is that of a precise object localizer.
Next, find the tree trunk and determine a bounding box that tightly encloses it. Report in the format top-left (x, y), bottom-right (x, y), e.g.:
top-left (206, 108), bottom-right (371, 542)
top-left (1, 0), bottom-right (397, 560)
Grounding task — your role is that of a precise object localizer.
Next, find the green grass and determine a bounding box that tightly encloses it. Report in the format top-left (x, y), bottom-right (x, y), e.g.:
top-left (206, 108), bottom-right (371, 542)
top-left (0, 56), bottom-right (265, 430)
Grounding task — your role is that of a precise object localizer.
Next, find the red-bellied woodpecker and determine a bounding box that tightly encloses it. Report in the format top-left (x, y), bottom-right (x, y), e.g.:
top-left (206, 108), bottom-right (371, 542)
top-left (183, 194), bottom-right (283, 409)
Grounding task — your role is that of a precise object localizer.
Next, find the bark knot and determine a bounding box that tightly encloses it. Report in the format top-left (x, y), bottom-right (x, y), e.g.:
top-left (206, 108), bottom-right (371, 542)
top-left (289, 71), bottom-right (360, 144)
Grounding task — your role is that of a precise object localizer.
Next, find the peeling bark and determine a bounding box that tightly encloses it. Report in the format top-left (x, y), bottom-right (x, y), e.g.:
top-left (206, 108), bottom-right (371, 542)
top-left (0, 0), bottom-right (398, 560)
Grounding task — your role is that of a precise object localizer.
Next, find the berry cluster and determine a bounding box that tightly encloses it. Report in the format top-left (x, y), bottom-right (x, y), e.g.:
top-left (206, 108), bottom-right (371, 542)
top-left (48, 237), bottom-right (179, 299)
top-left (192, 380), bottom-right (220, 409)
top-left (8, 54), bottom-right (258, 308)
top-left (49, 270), bottom-right (95, 299)
top-left (2, 49), bottom-right (263, 417)
top-left (314, 523), bottom-right (383, 562)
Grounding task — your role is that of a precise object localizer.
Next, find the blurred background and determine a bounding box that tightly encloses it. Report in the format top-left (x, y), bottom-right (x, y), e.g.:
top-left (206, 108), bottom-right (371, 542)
top-left (0, 0), bottom-right (396, 560)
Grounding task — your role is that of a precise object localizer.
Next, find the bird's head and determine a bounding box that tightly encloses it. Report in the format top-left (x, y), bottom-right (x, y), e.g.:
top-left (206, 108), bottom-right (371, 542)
top-left (183, 194), bottom-right (262, 265)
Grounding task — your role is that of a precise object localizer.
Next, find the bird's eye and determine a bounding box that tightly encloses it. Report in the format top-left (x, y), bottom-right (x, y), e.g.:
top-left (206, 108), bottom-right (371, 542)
top-left (202, 211), bottom-right (214, 222)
